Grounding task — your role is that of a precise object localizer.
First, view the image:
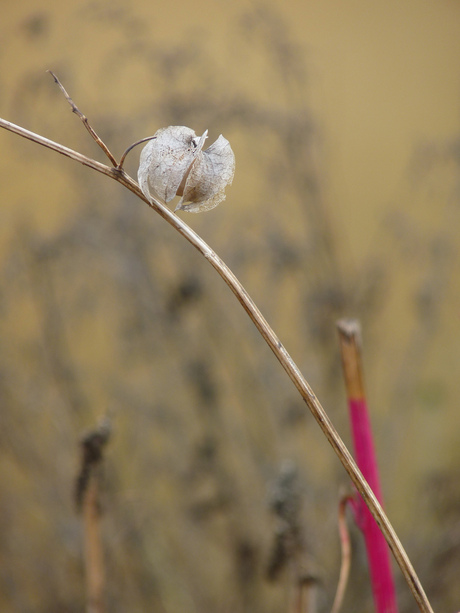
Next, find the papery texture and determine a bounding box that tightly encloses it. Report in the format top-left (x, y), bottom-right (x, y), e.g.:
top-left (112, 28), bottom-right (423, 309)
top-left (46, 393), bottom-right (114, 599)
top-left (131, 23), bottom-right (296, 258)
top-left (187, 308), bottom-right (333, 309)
top-left (177, 135), bottom-right (235, 213)
top-left (138, 126), bottom-right (234, 213)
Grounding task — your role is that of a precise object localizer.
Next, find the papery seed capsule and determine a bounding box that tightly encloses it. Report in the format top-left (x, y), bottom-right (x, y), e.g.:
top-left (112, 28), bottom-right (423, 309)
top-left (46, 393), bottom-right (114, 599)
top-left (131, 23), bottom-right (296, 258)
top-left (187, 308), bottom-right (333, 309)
top-left (138, 126), bottom-right (235, 213)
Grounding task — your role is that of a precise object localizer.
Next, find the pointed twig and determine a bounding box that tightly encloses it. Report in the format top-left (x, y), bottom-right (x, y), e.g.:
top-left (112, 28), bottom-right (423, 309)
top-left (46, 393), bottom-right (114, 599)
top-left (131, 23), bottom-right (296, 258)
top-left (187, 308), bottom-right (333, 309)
top-left (0, 79), bottom-right (434, 613)
top-left (47, 70), bottom-right (118, 167)
top-left (337, 319), bottom-right (399, 613)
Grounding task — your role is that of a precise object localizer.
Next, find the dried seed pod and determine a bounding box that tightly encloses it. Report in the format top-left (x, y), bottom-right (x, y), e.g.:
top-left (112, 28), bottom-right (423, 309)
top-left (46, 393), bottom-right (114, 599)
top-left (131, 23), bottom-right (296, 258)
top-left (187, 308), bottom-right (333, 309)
top-left (138, 126), bottom-right (235, 213)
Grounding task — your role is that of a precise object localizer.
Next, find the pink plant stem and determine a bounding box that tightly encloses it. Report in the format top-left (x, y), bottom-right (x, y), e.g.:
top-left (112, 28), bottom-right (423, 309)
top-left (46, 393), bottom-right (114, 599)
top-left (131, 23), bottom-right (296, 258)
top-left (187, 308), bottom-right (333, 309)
top-left (337, 320), bottom-right (398, 613)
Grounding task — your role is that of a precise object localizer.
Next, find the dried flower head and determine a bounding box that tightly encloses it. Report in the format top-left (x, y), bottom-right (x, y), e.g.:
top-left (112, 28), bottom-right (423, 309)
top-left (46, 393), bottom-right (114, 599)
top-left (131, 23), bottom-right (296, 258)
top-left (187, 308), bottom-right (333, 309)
top-left (138, 126), bottom-right (235, 213)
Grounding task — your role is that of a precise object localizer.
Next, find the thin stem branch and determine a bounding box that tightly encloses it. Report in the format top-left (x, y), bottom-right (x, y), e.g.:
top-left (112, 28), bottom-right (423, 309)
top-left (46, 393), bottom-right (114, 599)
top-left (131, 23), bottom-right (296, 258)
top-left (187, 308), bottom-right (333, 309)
top-left (47, 70), bottom-right (118, 167)
top-left (0, 113), bottom-right (434, 613)
top-left (117, 136), bottom-right (157, 171)
top-left (330, 494), bottom-right (353, 613)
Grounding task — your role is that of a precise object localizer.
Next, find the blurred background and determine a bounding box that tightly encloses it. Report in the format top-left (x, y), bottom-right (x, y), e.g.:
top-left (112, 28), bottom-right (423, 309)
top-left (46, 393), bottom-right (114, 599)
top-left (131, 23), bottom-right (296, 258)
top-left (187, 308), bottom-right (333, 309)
top-left (1, 1), bottom-right (460, 611)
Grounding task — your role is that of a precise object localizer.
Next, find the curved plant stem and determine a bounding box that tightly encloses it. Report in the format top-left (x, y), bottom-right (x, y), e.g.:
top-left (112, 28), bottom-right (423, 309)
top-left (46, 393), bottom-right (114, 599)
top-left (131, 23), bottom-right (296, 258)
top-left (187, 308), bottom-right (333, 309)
top-left (330, 494), bottom-right (353, 613)
top-left (117, 136), bottom-right (157, 171)
top-left (0, 114), bottom-right (434, 613)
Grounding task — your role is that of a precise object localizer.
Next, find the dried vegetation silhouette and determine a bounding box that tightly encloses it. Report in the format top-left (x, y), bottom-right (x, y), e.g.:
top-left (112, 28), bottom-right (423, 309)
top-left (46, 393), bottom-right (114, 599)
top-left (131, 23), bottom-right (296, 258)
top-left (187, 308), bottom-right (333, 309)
top-left (1, 4), bottom-right (460, 613)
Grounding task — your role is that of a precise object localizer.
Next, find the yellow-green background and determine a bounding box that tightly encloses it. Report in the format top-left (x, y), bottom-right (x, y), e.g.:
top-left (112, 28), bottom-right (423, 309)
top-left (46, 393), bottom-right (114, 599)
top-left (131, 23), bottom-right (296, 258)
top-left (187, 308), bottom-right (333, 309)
top-left (1, 1), bottom-right (460, 611)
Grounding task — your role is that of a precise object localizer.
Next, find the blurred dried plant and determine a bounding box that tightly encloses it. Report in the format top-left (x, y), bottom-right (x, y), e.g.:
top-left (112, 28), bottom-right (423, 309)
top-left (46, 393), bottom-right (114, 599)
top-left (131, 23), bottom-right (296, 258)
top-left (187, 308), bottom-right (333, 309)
top-left (0, 3), bottom-right (459, 613)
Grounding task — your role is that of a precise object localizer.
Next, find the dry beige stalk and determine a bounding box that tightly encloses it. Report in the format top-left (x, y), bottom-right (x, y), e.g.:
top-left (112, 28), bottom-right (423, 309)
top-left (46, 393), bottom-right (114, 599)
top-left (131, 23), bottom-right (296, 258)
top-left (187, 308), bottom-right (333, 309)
top-left (0, 72), bottom-right (435, 613)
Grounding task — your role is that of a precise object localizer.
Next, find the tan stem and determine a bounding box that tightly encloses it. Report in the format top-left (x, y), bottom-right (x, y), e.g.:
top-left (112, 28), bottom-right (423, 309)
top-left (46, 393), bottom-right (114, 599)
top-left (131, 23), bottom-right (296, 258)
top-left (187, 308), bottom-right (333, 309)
top-left (83, 473), bottom-right (105, 613)
top-left (330, 495), bottom-right (353, 613)
top-left (0, 117), bottom-right (434, 613)
top-left (336, 319), bottom-right (366, 400)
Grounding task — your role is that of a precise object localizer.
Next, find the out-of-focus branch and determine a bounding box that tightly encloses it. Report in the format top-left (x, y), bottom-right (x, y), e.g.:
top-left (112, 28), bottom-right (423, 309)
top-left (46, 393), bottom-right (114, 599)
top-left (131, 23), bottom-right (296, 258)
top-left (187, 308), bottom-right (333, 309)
top-left (330, 494), bottom-right (353, 613)
top-left (76, 419), bottom-right (111, 613)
